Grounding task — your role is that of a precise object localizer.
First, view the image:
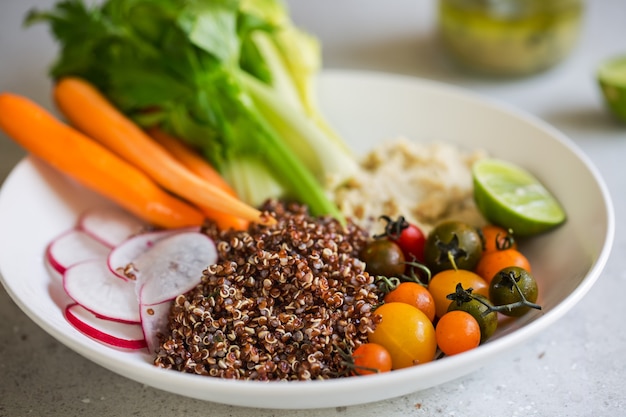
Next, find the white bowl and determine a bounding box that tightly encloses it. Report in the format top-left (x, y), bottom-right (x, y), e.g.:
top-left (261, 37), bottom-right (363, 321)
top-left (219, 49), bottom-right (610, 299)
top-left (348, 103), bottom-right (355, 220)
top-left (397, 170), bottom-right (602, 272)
top-left (0, 70), bottom-right (614, 409)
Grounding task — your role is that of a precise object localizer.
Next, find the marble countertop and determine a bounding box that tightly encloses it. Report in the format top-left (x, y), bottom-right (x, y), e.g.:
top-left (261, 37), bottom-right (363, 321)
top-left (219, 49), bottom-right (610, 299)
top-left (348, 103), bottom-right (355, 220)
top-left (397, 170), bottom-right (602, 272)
top-left (1, 1), bottom-right (625, 415)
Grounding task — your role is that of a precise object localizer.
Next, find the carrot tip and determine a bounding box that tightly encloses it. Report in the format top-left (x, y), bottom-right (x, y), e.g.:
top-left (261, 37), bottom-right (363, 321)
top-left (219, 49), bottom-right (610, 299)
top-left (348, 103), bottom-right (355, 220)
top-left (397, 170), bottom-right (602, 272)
top-left (259, 213), bottom-right (277, 226)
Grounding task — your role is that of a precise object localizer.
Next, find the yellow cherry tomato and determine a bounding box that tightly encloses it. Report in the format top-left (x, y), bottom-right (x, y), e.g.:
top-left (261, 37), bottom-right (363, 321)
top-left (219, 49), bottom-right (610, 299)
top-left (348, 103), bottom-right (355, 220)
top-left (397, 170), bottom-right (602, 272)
top-left (429, 269), bottom-right (489, 318)
top-left (369, 302), bottom-right (437, 369)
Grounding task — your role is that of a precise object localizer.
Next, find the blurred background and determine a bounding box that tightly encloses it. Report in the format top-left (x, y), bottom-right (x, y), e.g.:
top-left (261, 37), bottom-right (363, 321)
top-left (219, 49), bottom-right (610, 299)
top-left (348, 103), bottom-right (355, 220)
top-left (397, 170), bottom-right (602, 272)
top-left (290, 0), bottom-right (626, 166)
top-left (2, 0), bottom-right (624, 184)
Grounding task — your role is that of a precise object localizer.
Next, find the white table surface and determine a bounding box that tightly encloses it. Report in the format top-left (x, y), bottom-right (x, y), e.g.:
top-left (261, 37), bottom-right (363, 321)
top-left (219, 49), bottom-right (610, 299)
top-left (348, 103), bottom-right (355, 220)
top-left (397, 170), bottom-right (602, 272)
top-left (1, 1), bottom-right (625, 415)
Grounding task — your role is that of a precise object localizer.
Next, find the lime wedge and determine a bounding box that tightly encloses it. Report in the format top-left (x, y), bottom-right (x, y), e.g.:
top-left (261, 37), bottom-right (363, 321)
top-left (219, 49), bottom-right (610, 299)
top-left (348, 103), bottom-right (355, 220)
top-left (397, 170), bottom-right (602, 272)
top-left (598, 55), bottom-right (626, 122)
top-left (472, 158), bottom-right (566, 236)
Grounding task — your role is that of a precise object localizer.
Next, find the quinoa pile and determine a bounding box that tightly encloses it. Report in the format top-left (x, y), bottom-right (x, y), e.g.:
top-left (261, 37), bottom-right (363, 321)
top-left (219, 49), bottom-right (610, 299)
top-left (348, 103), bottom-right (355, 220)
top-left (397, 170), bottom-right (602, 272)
top-left (154, 201), bottom-right (382, 381)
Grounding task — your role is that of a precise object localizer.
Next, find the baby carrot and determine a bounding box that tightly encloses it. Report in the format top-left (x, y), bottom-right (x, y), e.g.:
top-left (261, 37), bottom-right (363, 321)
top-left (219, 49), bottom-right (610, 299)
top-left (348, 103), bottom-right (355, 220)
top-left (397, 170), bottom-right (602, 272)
top-left (147, 128), bottom-right (249, 231)
top-left (53, 77), bottom-right (273, 226)
top-left (0, 93), bottom-right (205, 229)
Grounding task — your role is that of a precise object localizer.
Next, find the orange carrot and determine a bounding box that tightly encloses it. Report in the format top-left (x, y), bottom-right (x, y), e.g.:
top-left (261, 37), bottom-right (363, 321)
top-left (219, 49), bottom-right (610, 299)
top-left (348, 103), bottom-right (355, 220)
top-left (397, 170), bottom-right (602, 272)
top-left (0, 93), bottom-right (205, 229)
top-left (147, 128), bottom-right (249, 231)
top-left (147, 127), bottom-right (236, 196)
top-left (53, 77), bottom-right (273, 226)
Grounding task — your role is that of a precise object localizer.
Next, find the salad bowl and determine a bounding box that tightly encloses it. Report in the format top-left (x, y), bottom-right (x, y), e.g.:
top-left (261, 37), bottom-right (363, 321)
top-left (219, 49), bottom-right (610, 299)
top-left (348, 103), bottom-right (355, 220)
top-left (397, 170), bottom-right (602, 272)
top-left (0, 70), bottom-right (614, 409)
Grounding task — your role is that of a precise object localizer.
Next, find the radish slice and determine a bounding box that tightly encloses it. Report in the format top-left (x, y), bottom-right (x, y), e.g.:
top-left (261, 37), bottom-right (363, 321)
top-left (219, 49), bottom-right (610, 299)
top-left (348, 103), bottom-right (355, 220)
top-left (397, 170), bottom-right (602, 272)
top-left (50, 207), bottom-right (216, 354)
top-left (63, 260), bottom-right (141, 323)
top-left (79, 206), bottom-right (149, 247)
top-left (140, 300), bottom-right (172, 354)
top-left (65, 303), bottom-right (147, 350)
top-left (46, 229), bottom-right (111, 275)
top-left (136, 232), bottom-right (216, 306)
top-left (107, 228), bottom-right (198, 281)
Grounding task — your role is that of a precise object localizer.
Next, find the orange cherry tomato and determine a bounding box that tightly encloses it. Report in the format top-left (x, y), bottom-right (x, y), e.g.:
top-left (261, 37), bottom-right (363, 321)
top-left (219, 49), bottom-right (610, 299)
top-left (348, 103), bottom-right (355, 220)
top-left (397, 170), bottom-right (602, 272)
top-left (369, 302), bottom-right (437, 369)
top-left (428, 269), bottom-right (489, 318)
top-left (474, 248), bottom-right (531, 284)
top-left (481, 225), bottom-right (517, 253)
top-left (435, 310), bottom-right (481, 356)
top-left (351, 343), bottom-right (393, 376)
top-left (384, 282), bottom-right (436, 322)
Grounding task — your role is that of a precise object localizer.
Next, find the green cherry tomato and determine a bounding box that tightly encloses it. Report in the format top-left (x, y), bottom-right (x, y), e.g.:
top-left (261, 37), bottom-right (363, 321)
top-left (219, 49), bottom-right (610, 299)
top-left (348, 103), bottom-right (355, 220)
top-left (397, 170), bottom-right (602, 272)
top-left (489, 266), bottom-right (539, 317)
top-left (361, 239), bottom-right (406, 277)
top-left (424, 220), bottom-right (483, 273)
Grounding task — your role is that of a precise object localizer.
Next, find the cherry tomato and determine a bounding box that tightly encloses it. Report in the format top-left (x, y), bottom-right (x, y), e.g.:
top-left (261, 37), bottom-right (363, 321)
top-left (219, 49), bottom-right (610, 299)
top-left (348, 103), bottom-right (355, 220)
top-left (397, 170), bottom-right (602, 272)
top-left (448, 293), bottom-right (498, 343)
top-left (424, 220), bottom-right (483, 273)
top-left (369, 302), bottom-right (437, 369)
top-left (489, 266), bottom-right (539, 317)
top-left (474, 248), bottom-right (531, 284)
top-left (428, 269), bottom-right (489, 318)
top-left (361, 239), bottom-right (406, 277)
top-left (435, 310), bottom-right (481, 356)
top-left (395, 223), bottom-right (427, 263)
top-left (376, 215), bottom-right (427, 263)
top-left (350, 343), bottom-right (393, 376)
top-left (480, 225), bottom-right (517, 253)
top-left (384, 282), bottom-right (436, 322)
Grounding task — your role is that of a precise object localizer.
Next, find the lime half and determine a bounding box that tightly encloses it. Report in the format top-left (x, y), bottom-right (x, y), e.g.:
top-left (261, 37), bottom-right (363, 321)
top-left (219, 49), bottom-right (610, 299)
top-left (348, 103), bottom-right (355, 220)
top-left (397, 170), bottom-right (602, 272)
top-left (598, 55), bottom-right (626, 122)
top-left (472, 158), bottom-right (566, 236)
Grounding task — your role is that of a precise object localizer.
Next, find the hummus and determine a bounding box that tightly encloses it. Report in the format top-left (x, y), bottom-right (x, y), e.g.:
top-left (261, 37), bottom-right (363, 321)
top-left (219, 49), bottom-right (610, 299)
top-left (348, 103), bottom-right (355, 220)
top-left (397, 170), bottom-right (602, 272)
top-left (332, 137), bottom-right (487, 235)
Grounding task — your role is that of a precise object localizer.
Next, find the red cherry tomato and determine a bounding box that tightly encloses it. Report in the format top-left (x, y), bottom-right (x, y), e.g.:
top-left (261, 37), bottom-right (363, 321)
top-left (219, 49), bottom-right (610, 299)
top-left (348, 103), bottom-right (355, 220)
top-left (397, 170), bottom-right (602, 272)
top-left (395, 223), bottom-right (427, 263)
top-left (377, 216), bottom-right (426, 263)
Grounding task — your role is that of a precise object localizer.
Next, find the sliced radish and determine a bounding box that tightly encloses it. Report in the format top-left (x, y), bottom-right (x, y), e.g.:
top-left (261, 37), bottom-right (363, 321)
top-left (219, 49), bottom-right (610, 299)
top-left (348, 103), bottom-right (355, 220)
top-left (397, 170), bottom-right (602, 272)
top-left (78, 206), bottom-right (149, 247)
top-left (63, 260), bottom-right (141, 323)
top-left (46, 229), bottom-right (111, 275)
top-left (140, 300), bottom-right (172, 354)
top-left (107, 228), bottom-right (198, 281)
top-left (52, 207), bottom-right (217, 354)
top-left (135, 232), bottom-right (216, 306)
top-left (65, 303), bottom-right (147, 350)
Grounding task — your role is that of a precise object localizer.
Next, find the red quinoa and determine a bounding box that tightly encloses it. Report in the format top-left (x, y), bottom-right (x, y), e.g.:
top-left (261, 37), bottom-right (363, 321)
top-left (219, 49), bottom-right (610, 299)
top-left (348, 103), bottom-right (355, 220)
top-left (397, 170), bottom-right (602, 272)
top-left (154, 201), bottom-right (382, 380)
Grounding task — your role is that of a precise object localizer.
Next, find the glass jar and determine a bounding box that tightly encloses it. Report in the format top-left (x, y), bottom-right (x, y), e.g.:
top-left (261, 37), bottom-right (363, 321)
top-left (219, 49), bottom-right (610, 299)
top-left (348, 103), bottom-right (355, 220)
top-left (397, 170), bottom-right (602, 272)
top-left (438, 0), bottom-right (584, 76)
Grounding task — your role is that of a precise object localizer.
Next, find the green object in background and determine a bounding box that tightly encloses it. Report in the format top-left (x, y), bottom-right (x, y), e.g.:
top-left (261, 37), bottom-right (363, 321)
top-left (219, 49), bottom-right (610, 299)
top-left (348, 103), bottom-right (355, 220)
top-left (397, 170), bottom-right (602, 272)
top-left (598, 55), bottom-right (626, 123)
top-left (438, 0), bottom-right (584, 77)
